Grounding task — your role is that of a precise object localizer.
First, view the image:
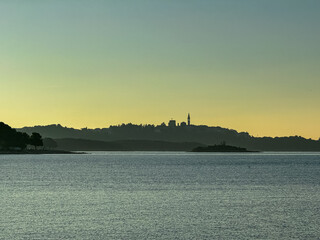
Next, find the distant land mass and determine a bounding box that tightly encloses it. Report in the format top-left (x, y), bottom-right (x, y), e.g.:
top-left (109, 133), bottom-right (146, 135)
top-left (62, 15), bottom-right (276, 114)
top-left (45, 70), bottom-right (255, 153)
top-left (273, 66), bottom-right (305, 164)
top-left (17, 122), bottom-right (320, 151)
top-left (53, 138), bottom-right (204, 152)
top-left (0, 122), bottom-right (76, 154)
top-left (192, 144), bottom-right (256, 153)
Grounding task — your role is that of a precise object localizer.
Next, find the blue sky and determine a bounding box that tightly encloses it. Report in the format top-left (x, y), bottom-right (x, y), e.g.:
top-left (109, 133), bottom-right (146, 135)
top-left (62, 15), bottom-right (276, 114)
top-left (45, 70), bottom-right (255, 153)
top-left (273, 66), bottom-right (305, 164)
top-left (1, 0), bottom-right (320, 138)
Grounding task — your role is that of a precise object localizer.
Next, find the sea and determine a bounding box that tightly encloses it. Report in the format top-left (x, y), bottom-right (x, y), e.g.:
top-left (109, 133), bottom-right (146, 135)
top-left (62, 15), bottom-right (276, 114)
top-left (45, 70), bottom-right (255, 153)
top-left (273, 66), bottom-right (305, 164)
top-left (0, 152), bottom-right (319, 239)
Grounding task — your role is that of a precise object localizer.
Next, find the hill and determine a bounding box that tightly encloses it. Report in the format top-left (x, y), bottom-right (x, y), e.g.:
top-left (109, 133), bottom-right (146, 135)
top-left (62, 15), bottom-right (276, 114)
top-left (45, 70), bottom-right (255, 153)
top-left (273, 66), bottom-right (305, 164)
top-left (18, 124), bottom-right (320, 151)
top-left (54, 138), bottom-right (205, 151)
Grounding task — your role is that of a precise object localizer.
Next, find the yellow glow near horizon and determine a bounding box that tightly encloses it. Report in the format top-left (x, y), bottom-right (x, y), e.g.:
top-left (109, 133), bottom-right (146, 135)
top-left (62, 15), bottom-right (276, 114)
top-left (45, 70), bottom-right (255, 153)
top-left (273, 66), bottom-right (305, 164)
top-left (1, 1), bottom-right (320, 139)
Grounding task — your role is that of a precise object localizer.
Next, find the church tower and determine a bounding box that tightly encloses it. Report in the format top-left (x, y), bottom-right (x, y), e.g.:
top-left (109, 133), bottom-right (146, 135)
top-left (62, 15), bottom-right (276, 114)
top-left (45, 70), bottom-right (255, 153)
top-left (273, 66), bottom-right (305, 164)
top-left (187, 113), bottom-right (190, 126)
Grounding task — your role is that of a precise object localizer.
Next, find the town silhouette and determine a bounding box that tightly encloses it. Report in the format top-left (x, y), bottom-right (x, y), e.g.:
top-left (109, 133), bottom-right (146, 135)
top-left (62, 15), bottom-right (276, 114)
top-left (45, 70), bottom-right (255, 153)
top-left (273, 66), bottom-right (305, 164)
top-left (0, 113), bottom-right (317, 152)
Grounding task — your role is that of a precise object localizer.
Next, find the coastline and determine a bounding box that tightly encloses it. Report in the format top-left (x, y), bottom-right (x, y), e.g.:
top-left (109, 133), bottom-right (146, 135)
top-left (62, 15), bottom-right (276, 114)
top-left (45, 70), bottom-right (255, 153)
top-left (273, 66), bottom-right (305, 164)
top-left (0, 149), bottom-right (85, 154)
top-left (191, 144), bottom-right (259, 153)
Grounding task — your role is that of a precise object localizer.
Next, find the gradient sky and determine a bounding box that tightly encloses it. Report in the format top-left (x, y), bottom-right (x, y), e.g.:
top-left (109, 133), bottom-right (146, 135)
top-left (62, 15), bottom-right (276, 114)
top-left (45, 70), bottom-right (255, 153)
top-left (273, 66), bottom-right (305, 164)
top-left (1, 0), bottom-right (320, 139)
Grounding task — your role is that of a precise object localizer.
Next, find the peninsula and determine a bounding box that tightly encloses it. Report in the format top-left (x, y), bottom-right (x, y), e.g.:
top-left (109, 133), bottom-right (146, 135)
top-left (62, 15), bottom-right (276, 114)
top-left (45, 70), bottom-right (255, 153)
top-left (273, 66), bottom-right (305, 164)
top-left (0, 122), bottom-right (77, 154)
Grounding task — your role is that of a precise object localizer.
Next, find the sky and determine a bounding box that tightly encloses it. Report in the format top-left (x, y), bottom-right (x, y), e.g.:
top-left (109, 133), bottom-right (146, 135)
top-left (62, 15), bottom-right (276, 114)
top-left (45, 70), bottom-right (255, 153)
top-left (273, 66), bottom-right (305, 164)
top-left (1, 0), bottom-right (320, 139)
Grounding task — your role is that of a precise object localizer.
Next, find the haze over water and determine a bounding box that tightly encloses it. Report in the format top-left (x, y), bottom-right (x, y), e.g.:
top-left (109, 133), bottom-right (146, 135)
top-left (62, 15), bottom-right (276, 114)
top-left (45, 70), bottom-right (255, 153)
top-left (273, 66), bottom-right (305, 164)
top-left (1, 152), bottom-right (319, 239)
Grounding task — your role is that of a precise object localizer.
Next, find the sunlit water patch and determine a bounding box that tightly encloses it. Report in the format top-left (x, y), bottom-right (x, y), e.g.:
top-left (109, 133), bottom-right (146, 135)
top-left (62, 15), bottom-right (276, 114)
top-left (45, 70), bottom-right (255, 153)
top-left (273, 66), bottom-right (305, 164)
top-left (0, 152), bottom-right (319, 239)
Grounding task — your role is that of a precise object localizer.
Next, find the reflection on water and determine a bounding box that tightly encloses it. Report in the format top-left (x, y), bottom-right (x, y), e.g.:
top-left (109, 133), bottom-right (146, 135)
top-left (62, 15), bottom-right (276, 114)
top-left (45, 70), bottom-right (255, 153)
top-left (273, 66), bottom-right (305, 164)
top-left (0, 152), bottom-right (319, 239)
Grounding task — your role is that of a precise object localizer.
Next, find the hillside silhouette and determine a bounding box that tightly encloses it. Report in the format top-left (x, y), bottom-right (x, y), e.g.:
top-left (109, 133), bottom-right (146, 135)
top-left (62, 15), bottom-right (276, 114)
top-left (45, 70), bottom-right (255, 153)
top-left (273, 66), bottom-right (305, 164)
top-left (18, 123), bottom-right (320, 151)
top-left (54, 138), bottom-right (205, 151)
top-left (0, 122), bottom-right (43, 150)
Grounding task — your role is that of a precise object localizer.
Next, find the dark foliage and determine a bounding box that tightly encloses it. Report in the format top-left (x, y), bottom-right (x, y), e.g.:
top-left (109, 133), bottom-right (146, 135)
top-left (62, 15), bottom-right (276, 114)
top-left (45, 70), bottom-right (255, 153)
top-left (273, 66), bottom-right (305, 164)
top-left (29, 132), bottom-right (43, 149)
top-left (0, 122), bottom-right (42, 151)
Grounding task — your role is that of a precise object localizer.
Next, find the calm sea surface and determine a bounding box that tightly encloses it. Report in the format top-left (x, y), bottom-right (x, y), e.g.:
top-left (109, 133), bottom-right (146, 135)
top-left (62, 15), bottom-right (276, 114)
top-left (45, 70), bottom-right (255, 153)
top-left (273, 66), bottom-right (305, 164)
top-left (0, 152), bottom-right (319, 239)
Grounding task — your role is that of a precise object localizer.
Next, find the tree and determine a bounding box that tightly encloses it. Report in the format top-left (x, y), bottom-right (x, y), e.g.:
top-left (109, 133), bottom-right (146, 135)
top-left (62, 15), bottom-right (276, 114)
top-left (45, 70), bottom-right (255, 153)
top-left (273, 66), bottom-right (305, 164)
top-left (29, 132), bottom-right (43, 150)
top-left (0, 122), bottom-right (30, 150)
top-left (15, 132), bottom-right (30, 150)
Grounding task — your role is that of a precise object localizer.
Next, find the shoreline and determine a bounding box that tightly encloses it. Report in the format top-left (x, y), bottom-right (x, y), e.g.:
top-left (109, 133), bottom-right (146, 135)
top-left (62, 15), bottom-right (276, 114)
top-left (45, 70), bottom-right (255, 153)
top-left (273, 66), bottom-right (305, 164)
top-left (0, 149), bottom-right (85, 154)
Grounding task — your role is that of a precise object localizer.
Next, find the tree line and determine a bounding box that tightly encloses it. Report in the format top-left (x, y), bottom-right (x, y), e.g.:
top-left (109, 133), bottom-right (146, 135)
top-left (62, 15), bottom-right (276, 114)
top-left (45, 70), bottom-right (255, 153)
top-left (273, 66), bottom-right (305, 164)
top-left (0, 122), bottom-right (43, 150)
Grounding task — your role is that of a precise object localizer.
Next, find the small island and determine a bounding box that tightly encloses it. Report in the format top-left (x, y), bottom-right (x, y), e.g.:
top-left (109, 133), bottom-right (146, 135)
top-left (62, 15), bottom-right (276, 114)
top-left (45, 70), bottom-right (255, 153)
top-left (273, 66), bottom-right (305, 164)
top-left (192, 142), bottom-right (257, 152)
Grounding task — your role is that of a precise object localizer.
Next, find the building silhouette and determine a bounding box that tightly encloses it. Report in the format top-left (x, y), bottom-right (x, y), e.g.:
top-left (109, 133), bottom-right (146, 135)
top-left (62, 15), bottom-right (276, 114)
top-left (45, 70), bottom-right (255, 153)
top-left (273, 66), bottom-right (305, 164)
top-left (168, 119), bottom-right (176, 127)
top-left (168, 114), bottom-right (190, 128)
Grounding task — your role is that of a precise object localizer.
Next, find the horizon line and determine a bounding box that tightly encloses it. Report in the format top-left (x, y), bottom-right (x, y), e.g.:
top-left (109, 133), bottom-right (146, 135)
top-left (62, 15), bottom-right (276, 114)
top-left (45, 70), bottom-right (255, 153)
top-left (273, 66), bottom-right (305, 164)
top-left (14, 122), bottom-right (319, 141)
